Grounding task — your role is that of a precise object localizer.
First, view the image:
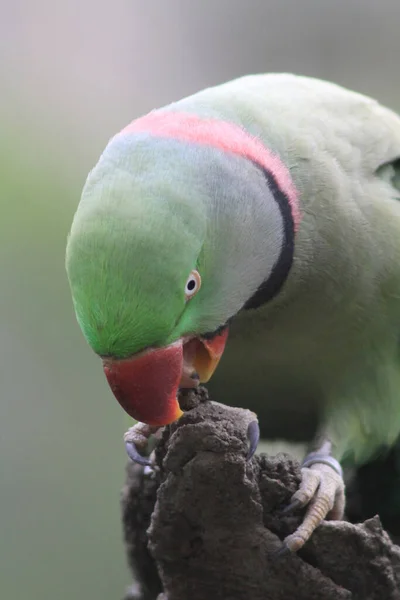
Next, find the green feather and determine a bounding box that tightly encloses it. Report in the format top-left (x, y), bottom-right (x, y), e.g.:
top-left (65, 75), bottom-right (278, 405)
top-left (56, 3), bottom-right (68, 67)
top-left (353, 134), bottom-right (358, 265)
top-left (66, 135), bottom-right (206, 357)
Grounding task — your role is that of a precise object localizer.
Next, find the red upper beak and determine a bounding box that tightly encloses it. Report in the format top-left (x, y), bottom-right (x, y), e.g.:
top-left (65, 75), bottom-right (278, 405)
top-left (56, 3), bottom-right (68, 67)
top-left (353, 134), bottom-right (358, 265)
top-left (102, 327), bottom-right (229, 426)
top-left (103, 341), bottom-right (184, 426)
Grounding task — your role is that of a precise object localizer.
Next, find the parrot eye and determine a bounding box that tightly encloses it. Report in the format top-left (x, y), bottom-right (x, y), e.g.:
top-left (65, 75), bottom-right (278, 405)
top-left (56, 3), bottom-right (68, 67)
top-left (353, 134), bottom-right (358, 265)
top-left (184, 270), bottom-right (201, 300)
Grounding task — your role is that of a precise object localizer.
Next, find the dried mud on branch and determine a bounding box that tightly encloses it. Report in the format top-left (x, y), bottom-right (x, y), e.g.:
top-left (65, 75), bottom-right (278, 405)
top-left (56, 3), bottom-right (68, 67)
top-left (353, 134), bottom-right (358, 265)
top-left (121, 388), bottom-right (400, 600)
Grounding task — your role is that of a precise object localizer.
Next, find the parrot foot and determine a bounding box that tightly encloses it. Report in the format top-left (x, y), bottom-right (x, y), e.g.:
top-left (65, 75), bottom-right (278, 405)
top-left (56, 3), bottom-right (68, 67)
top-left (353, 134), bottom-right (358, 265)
top-left (124, 422), bottom-right (161, 467)
top-left (280, 450), bottom-right (345, 553)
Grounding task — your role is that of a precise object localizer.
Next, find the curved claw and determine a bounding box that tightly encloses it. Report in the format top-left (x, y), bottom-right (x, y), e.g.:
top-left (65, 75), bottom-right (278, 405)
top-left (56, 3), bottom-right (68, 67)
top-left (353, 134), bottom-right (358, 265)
top-left (271, 544), bottom-right (292, 561)
top-left (280, 498), bottom-right (303, 515)
top-left (125, 441), bottom-right (153, 467)
top-left (246, 420), bottom-right (260, 460)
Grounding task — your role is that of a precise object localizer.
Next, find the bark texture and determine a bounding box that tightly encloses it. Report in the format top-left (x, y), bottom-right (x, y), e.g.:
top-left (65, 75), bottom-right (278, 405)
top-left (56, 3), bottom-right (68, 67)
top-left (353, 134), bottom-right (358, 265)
top-left (121, 389), bottom-right (400, 600)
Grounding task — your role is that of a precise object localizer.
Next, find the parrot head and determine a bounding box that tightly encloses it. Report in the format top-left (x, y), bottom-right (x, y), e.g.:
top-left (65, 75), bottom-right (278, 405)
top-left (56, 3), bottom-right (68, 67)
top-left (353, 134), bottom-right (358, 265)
top-left (66, 111), bottom-right (298, 426)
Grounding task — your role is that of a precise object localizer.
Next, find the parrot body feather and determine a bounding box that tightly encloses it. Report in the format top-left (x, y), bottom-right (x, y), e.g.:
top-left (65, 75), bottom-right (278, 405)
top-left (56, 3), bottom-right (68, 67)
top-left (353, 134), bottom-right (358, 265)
top-left (66, 75), bottom-right (400, 538)
top-left (154, 74), bottom-right (400, 464)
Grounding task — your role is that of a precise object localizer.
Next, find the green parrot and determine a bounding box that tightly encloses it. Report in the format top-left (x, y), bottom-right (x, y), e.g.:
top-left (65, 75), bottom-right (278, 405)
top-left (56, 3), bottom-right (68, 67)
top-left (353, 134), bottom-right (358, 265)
top-left (66, 73), bottom-right (400, 552)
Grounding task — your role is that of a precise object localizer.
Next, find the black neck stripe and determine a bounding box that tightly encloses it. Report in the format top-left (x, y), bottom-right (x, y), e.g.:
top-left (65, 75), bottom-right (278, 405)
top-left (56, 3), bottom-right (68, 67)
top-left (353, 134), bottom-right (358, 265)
top-left (243, 165), bottom-right (295, 310)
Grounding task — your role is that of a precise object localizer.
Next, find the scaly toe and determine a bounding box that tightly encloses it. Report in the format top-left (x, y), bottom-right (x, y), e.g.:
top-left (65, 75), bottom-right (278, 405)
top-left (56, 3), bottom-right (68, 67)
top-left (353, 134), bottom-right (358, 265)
top-left (283, 531), bottom-right (307, 553)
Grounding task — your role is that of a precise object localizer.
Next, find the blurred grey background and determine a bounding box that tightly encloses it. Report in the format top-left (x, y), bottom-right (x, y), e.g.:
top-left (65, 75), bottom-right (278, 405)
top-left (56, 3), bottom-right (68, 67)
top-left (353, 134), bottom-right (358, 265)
top-left (1, 1), bottom-right (400, 598)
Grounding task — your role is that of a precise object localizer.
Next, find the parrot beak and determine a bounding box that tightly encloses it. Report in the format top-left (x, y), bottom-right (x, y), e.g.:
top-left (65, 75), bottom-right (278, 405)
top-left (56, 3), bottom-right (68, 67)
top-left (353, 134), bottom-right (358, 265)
top-left (102, 327), bottom-right (229, 426)
top-left (102, 341), bottom-right (184, 426)
top-left (184, 327), bottom-right (229, 383)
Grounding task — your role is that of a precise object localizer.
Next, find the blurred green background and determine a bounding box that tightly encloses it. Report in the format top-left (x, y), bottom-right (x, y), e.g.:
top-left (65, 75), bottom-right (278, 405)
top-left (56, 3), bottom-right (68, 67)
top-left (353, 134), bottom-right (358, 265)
top-left (2, 1), bottom-right (400, 598)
